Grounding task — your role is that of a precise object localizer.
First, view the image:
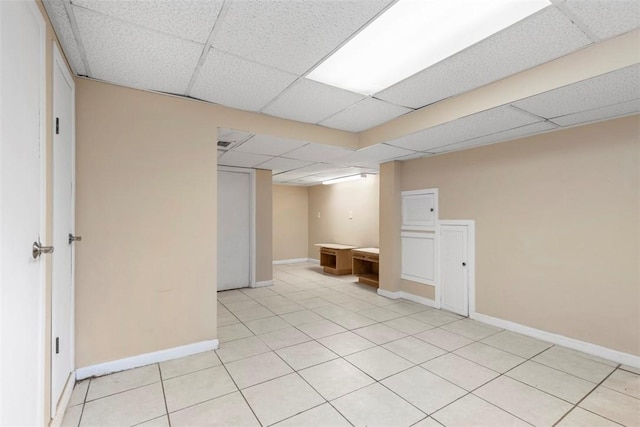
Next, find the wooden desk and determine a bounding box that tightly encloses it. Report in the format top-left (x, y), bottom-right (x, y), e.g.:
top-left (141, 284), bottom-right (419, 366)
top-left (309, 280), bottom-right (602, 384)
top-left (314, 243), bottom-right (357, 275)
top-left (352, 248), bottom-right (379, 288)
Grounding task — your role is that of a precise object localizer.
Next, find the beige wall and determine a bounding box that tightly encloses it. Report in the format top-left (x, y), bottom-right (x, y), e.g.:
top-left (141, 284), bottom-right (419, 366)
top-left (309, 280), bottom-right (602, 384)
top-left (381, 115), bottom-right (639, 355)
top-left (308, 176), bottom-right (380, 259)
top-left (273, 185), bottom-right (309, 261)
top-left (75, 79), bottom-right (219, 367)
top-left (255, 169), bottom-right (273, 282)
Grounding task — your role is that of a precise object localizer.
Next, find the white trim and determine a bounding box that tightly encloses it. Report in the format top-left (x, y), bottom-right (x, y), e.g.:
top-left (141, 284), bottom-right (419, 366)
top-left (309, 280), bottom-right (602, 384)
top-left (218, 166), bottom-right (256, 288)
top-left (377, 289), bottom-right (440, 309)
top-left (49, 371), bottom-right (75, 427)
top-left (273, 258), bottom-right (309, 265)
top-left (76, 339), bottom-right (220, 380)
top-left (308, 258), bottom-right (320, 265)
top-left (471, 312), bottom-right (640, 369)
top-left (438, 220), bottom-right (475, 316)
top-left (252, 280), bottom-right (273, 288)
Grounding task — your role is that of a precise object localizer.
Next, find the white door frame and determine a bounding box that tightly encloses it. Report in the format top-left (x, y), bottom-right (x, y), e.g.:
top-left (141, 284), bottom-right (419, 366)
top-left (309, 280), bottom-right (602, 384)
top-left (218, 166), bottom-right (256, 287)
top-left (437, 220), bottom-right (476, 316)
top-left (0, 0), bottom-right (47, 422)
top-left (51, 41), bottom-right (76, 418)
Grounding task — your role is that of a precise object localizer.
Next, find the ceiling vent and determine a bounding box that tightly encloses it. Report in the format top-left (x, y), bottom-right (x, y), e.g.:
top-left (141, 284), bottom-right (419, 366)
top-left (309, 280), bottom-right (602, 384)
top-left (217, 140), bottom-right (233, 148)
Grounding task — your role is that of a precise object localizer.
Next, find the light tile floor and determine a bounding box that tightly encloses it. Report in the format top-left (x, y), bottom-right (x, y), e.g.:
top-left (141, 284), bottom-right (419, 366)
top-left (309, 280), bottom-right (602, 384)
top-left (63, 262), bottom-right (640, 427)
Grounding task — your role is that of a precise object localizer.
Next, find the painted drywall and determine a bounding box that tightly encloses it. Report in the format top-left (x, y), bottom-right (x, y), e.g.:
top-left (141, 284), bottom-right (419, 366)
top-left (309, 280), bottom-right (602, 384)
top-left (381, 115), bottom-right (639, 355)
top-left (308, 176), bottom-right (380, 259)
top-left (255, 169), bottom-right (273, 282)
top-left (75, 79), bottom-right (219, 367)
top-left (273, 185), bottom-right (309, 261)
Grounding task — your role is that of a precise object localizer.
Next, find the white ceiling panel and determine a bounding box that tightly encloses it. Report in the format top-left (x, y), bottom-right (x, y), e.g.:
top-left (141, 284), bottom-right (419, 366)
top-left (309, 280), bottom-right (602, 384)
top-left (218, 151), bottom-right (273, 168)
top-left (211, 0), bottom-right (393, 75)
top-left (336, 143), bottom-right (416, 164)
top-left (561, 0), bottom-right (640, 40)
top-left (73, 0), bottom-right (223, 44)
top-left (74, 7), bottom-right (203, 95)
top-left (218, 128), bottom-right (253, 144)
top-left (430, 121), bottom-right (558, 154)
top-left (262, 78), bottom-right (366, 124)
top-left (285, 163), bottom-right (350, 176)
top-left (191, 48), bottom-right (299, 112)
top-left (284, 143), bottom-right (355, 163)
top-left (375, 6), bottom-right (592, 109)
top-left (235, 134), bottom-right (308, 156)
top-left (550, 99), bottom-right (640, 127)
top-left (256, 157), bottom-right (314, 174)
top-left (320, 98), bottom-right (413, 132)
top-left (42, 1), bottom-right (86, 75)
top-left (513, 64), bottom-right (640, 119)
top-left (388, 106), bottom-right (542, 152)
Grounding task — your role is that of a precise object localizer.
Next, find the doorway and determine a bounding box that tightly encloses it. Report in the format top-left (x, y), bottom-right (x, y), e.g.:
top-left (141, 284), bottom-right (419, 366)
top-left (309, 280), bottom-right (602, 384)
top-left (0, 1), bottom-right (47, 423)
top-left (217, 167), bottom-right (255, 290)
top-left (439, 220), bottom-right (475, 317)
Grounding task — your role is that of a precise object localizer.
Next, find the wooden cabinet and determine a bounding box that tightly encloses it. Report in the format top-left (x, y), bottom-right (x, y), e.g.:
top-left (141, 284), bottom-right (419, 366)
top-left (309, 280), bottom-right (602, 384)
top-left (315, 243), bottom-right (357, 275)
top-left (352, 248), bottom-right (379, 288)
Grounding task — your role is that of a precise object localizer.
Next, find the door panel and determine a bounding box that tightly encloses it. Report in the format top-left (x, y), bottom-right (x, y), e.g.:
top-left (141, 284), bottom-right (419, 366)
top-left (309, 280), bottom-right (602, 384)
top-left (217, 170), bottom-right (251, 290)
top-left (0, 1), bottom-right (46, 424)
top-left (440, 225), bottom-right (469, 316)
top-left (51, 44), bottom-right (75, 416)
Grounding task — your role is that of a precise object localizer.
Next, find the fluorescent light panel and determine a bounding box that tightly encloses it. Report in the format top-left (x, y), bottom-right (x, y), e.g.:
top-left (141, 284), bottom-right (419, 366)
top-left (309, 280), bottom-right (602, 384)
top-left (307, 0), bottom-right (551, 95)
top-left (322, 174), bottom-right (367, 185)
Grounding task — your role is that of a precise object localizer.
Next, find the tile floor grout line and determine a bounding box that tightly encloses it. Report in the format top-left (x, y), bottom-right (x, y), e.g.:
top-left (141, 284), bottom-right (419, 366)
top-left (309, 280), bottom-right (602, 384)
top-left (157, 363), bottom-right (172, 427)
top-left (218, 357), bottom-right (265, 427)
top-left (551, 367), bottom-right (624, 427)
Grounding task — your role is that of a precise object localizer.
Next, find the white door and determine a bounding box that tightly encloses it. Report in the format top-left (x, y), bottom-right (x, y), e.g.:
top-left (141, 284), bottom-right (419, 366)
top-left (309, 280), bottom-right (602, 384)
top-left (217, 169), bottom-right (252, 290)
top-left (51, 43), bottom-right (75, 416)
top-left (0, 1), bottom-right (46, 425)
top-left (440, 224), bottom-right (471, 316)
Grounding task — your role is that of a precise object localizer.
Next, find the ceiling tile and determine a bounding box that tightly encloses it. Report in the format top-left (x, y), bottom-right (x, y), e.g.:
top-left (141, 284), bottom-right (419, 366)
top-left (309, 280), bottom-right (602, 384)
top-left (387, 106), bottom-right (541, 151)
top-left (256, 157), bottom-right (314, 174)
top-left (376, 6), bottom-right (592, 109)
top-left (218, 128), bottom-right (253, 144)
top-left (42, 1), bottom-right (86, 75)
top-left (336, 144), bottom-right (416, 164)
top-left (74, 7), bottom-right (203, 95)
top-left (562, 0), bottom-right (640, 40)
top-left (513, 64), bottom-right (640, 119)
top-left (218, 151), bottom-right (273, 168)
top-left (283, 143), bottom-right (355, 163)
top-left (235, 134), bottom-right (308, 156)
top-left (550, 99), bottom-right (640, 127)
top-left (190, 48), bottom-right (299, 112)
top-left (430, 121), bottom-right (558, 154)
top-left (285, 163), bottom-right (350, 176)
top-left (211, 0), bottom-right (393, 75)
top-left (73, 0), bottom-right (223, 43)
top-left (262, 78), bottom-right (366, 124)
top-left (320, 98), bottom-right (413, 132)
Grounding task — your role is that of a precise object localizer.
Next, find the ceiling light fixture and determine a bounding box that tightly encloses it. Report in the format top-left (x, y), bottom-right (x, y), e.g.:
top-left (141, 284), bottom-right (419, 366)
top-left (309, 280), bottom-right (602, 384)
top-left (307, 0), bottom-right (551, 95)
top-left (322, 174), bottom-right (367, 185)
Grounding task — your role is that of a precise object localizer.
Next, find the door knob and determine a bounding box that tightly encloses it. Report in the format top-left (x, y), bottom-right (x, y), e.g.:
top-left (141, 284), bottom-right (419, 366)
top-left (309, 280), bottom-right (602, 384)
top-left (32, 241), bottom-right (54, 259)
top-left (68, 233), bottom-right (82, 244)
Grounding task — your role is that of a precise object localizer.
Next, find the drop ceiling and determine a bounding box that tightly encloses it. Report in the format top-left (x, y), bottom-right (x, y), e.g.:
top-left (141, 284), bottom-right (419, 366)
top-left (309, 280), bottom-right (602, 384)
top-left (44, 0), bottom-right (640, 186)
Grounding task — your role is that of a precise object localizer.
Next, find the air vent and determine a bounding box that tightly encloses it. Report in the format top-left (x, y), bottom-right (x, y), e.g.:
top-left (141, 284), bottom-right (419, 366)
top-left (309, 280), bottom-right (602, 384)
top-left (217, 140), bottom-right (232, 148)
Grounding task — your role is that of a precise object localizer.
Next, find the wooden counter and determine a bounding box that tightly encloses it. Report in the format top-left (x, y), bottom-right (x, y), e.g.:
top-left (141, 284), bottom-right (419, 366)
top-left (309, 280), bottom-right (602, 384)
top-left (314, 243), bottom-right (357, 275)
top-left (352, 247), bottom-right (379, 288)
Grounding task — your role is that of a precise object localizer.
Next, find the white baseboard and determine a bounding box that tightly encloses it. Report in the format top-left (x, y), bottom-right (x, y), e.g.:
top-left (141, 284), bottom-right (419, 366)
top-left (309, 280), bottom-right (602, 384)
top-left (377, 288), bottom-right (439, 309)
top-left (76, 339), bottom-right (219, 380)
top-left (273, 258), bottom-right (308, 265)
top-left (49, 371), bottom-right (76, 427)
top-left (472, 312), bottom-right (640, 369)
top-left (308, 258), bottom-right (320, 265)
top-left (253, 280), bottom-right (274, 288)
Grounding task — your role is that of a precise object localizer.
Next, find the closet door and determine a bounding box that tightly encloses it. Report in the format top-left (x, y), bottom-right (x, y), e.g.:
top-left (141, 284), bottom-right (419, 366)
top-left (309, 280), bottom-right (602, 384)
top-left (217, 169), bottom-right (252, 290)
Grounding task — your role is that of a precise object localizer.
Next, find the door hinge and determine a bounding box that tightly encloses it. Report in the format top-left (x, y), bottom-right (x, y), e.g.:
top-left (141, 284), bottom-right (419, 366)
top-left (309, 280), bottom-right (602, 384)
top-left (55, 337), bottom-right (59, 354)
top-left (55, 117), bottom-right (60, 135)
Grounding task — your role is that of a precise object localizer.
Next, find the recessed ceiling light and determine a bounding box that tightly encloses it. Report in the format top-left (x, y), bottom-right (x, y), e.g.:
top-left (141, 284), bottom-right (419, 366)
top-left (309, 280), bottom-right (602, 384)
top-left (307, 0), bottom-right (551, 95)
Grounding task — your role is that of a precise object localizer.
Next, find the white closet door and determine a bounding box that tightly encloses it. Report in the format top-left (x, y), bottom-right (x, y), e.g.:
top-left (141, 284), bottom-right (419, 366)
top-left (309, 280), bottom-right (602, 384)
top-left (440, 224), bottom-right (469, 316)
top-left (217, 169), bottom-right (251, 290)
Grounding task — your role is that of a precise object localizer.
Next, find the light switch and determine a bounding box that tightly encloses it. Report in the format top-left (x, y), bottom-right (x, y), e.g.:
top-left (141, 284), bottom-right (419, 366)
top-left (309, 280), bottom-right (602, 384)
top-left (348, 211), bottom-right (353, 219)
top-left (317, 211), bottom-right (321, 219)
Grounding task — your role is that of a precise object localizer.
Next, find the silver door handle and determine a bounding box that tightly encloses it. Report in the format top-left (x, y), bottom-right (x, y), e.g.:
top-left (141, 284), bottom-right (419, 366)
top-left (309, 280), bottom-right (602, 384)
top-left (68, 233), bottom-right (82, 244)
top-left (32, 241), bottom-right (54, 259)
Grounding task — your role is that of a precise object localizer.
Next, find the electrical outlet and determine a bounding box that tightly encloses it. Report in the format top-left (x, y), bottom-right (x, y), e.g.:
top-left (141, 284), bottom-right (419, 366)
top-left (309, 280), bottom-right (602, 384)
top-left (317, 211), bottom-right (321, 219)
